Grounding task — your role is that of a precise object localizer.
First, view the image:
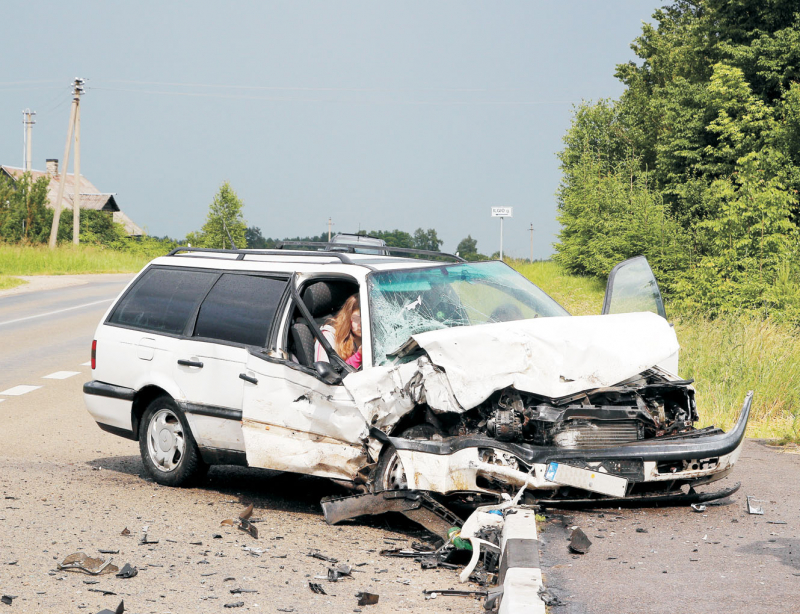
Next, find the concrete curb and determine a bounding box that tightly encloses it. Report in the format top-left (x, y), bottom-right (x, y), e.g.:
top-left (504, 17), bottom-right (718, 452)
top-left (498, 507), bottom-right (546, 614)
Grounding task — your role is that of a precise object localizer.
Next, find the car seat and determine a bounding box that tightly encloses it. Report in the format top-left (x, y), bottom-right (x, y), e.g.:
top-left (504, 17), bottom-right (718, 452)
top-left (290, 280), bottom-right (358, 368)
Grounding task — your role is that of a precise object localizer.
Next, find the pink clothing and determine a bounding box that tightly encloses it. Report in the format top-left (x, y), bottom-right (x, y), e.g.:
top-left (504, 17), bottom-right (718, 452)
top-left (314, 324), bottom-right (362, 369)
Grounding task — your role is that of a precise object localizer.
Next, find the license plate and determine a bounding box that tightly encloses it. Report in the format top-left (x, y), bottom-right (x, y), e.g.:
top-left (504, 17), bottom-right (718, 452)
top-left (545, 462), bottom-right (628, 498)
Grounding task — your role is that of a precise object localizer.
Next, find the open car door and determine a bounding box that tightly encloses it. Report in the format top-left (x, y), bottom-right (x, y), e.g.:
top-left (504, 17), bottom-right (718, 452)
top-left (602, 256), bottom-right (667, 319)
top-left (602, 256), bottom-right (677, 373)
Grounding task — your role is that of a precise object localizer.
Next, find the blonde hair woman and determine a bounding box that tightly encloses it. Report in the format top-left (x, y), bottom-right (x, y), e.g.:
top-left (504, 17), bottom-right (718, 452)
top-left (314, 294), bottom-right (362, 369)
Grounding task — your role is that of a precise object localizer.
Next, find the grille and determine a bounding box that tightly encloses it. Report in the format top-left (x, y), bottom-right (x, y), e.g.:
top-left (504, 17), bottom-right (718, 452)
top-left (552, 421), bottom-right (640, 449)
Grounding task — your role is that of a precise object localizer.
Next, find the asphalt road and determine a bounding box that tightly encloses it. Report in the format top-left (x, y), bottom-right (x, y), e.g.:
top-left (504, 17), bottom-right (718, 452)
top-left (1, 275), bottom-right (798, 613)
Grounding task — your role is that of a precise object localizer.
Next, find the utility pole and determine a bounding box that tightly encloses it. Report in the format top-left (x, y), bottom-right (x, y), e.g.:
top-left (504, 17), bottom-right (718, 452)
top-left (73, 94), bottom-right (81, 244)
top-left (529, 224), bottom-right (535, 262)
top-left (49, 78), bottom-right (85, 249)
top-left (327, 217), bottom-right (334, 242)
top-left (22, 109), bottom-right (36, 172)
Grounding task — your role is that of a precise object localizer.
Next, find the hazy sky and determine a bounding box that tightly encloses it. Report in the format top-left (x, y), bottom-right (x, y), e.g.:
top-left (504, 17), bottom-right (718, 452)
top-left (1, 1), bottom-right (663, 259)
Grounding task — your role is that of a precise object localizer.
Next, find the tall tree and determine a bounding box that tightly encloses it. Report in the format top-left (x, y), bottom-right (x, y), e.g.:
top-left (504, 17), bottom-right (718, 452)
top-left (187, 182), bottom-right (247, 249)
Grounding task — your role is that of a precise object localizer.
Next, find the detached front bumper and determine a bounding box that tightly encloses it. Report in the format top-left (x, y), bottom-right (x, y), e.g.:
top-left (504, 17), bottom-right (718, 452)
top-left (387, 392), bottom-right (753, 496)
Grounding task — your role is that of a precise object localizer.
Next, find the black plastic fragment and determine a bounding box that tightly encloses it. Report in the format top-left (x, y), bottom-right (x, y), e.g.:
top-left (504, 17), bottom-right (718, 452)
top-left (238, 519), bottom-right (258, 539)
top-left (95, 600), bottom-right (124, 614)
top-left (1, 595), bottom-right (16, 606)
top-left (98, 550), bottom-right (119, 554)
top-left (538, 587), bottom-right (565, 606)
top-left (224, 602), bottom-right (244, 609)
top-left (115, 563), bottom-right (138, 579)
top-left (636, 528), bottom-right (649, 534)
top-left (356, 592), bottom-right (379, 606)
top-left (230, 588), bottom-right (257, 594)
top-left (569, 528), bottom-right (592, 554)
top-left (88, 588), bottom-right (116, 596)
top-left (309, 582), bottom-right (327, 595)
top-left (308, 550), bottom-right (338, 564)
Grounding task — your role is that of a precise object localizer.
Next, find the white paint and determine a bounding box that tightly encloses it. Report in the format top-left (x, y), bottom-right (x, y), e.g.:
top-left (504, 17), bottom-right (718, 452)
top-left (43, 371), bottom-right (80, 380)
top-left (0, 385), bottom-right (42, 396)
top-left (80, 361), bottom-right (92, 367)
top-left (0, 298), bottom-right (114, 327)
top-left (412, 312), bottom-right (680, 407)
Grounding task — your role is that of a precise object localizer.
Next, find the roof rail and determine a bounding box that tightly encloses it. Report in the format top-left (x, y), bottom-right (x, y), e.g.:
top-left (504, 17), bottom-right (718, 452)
top-left (165, 246), bottom-right (356, 265)
top-left (276, 241), bottom-right (465, 262)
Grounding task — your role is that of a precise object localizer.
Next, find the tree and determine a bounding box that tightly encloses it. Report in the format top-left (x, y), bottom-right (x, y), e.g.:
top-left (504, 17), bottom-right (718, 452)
top-left (368, 229), bottom-right (415, 248)
top-left (0, 171), bottom-right (51, 244)
top-left (245, 226), bottom-right (268, 249)
top-left (456, 235), bottom-right (487, 261)
top-left (187, 182), bottom-right (247, 248)
top-left (412, 228), bottom-right (443, 252)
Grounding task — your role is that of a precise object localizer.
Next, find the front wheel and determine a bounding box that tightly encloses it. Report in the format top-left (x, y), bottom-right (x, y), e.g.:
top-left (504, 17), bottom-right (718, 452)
top-left (138, 396), bottom-right (207, 487)
top-left (373, 424), bottom-right (437, 492)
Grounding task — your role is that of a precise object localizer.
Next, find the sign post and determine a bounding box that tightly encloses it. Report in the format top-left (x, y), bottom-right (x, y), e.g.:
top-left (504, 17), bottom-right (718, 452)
top-left (491, 207), bottom-right (513, 260)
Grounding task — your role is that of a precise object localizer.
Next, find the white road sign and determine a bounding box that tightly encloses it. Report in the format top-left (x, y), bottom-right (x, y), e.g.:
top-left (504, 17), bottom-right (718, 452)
top-left (491, 206), bottom-right (513, 218)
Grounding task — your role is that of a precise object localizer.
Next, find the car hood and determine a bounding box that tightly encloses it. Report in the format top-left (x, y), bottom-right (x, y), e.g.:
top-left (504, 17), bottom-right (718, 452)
top-left (409, 312), bottom-right (679, 407)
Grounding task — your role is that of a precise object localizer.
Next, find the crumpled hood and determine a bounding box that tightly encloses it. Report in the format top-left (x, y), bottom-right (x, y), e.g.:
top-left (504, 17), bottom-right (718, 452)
top-left (409, 312), bottom-right (679, 408)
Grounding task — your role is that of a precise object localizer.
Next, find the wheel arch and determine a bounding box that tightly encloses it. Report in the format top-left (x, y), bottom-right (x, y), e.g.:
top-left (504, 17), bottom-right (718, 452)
top-left (131, 385), bottom-right (171, 441)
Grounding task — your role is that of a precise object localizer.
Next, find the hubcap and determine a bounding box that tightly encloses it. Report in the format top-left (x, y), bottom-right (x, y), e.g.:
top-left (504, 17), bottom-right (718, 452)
top-left (146, 408), bottom-right (186, 472)
top-left (382, 453), bottom-right (408, 490)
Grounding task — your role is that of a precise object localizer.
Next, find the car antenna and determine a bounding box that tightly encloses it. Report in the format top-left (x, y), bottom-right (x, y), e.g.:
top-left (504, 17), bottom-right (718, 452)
top-left (223, 220), bottom-right (237, 250)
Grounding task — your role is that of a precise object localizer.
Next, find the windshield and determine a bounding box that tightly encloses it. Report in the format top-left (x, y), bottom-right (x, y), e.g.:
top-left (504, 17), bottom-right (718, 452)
top-left (368, 261), bottom-right (570, 365)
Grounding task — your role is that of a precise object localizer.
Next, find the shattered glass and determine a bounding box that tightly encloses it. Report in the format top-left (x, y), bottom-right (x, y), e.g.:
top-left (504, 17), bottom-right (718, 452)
top-left (368, 261), bottom-right (570, 365)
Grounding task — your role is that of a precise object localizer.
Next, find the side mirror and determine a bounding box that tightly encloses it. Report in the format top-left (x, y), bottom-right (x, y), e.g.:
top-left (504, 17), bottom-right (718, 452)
top-left (314, 361), bottom-right (343, 385)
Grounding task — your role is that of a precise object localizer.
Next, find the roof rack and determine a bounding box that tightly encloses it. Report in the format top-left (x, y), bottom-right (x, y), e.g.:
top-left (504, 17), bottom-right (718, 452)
top-left (276, 241), bottom-right (465, 262)
top-left (165, 246), bottom-right (356, 265)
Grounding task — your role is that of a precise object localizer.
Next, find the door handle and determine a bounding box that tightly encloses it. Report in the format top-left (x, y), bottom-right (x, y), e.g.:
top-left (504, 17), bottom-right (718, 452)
top-left (177, 359), bottom-right (204, 368)
top-left (239, 373), bottom-right (258, 385)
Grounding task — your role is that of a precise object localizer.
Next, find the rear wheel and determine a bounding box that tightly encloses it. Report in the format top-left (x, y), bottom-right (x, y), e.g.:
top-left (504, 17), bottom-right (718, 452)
top-left (138, 395), bottom-right (207, 487)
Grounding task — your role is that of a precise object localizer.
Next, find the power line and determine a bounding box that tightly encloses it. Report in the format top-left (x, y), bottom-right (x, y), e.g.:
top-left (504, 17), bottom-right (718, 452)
top-left (88, 86), bottom-right (574, 107)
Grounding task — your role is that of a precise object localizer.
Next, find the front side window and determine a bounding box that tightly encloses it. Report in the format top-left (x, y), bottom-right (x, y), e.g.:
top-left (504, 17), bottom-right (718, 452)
top-left (109, 267), bottom-right (218, 335)
top-left (368, 261), bottom-right (569, 365)
top-left (194, 274), bottom-right (288, 346)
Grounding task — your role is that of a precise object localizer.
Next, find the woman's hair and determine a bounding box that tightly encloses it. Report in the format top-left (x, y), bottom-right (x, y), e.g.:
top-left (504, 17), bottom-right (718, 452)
top-left (328, 294), bottom-right (360, 360)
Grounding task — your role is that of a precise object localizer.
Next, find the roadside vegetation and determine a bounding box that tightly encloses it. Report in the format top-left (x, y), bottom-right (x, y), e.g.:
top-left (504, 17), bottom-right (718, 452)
top-left (514, 259), bottom-right (800, 442)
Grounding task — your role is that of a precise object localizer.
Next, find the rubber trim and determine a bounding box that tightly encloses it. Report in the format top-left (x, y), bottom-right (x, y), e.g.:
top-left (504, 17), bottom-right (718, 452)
top-left (198, 447), bottom-right (248, 466)
top-left (83, 380), bottom-right (135, 402)
top-left (96, 422), bottom-right (136, 441)
top-left (178, 402), bottom-right (243, 421)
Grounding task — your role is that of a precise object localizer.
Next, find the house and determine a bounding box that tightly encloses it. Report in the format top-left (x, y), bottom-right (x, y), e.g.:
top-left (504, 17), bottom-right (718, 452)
top-left (0, 159), bottom-right (143, 236)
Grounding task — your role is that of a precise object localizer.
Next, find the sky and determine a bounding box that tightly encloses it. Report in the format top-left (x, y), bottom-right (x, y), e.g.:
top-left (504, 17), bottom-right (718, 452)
top-left (0, 1), bottom-right (664, 259)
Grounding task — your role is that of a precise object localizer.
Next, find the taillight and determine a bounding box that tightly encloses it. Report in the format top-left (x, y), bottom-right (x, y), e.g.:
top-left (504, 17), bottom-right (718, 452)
top-left (91, 340), bottom-right (97, 370)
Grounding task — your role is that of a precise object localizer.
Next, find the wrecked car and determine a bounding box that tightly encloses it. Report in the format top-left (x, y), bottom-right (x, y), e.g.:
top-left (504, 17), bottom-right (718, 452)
top-left (83, 244), bottom-right (750, 504)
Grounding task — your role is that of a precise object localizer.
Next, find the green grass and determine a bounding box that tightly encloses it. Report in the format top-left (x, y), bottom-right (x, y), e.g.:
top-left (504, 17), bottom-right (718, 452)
top-left (0, 244), bottom-right (155, 276)
top-left (0, 275), bottom-right (26, 290)
top-left (511, 259), bottom-right (800, 442)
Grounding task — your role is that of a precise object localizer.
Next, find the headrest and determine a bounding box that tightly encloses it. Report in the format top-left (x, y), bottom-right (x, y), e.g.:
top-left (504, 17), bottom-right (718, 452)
top-left (302, 281), bottom-right (357, 317)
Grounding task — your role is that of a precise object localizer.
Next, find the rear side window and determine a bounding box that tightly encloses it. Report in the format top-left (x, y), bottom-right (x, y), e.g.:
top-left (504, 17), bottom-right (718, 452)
top-left (109, 267), bottom-right (218, 335)
top-left (194, 274), bottom-right (288, 346)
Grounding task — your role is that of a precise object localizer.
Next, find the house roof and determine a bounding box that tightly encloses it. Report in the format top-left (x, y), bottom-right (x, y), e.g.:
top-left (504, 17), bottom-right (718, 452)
top-left (1, 164), bottom-right (142, 235)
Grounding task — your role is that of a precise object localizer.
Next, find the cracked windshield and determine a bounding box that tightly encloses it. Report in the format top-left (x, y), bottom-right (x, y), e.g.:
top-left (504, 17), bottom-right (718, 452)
top-left (368, 261), bottom-right (570, 365)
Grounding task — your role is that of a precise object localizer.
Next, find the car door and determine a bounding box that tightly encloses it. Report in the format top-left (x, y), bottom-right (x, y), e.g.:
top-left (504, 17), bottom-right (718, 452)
top-left (173, 272), bottom-right (289, 454)
top-left (240, 294), bottom-right (370, 482)
top-left (602, 255), bottom-right (678, 372)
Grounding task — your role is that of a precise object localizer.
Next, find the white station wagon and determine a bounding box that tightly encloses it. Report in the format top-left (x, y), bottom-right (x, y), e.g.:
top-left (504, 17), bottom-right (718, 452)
top-left (84, 245), bottom-right (750, 505)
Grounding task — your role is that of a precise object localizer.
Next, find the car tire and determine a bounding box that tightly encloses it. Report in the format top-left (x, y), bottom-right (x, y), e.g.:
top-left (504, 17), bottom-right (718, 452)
top-left (373, 424), bottom-right (437, 492)
top-left (138, 395), bottom-right (207, 487)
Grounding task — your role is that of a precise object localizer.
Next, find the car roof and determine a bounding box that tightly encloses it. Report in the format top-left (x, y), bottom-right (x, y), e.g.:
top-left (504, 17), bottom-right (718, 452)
top-left (149, 248), bottom-right (466, 274)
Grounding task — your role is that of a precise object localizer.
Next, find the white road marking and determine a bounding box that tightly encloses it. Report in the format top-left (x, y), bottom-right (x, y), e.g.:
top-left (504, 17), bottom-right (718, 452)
top-left (80, 361), bottom-right (91, 367)
top-left (0, 399), bottom-right (4, 403)
top-left (43, 371), bottom-right (80, 380)
top-left (0, 298), bottom-right (114, 327)
top-left (0, 385), bottom-right (42, 396)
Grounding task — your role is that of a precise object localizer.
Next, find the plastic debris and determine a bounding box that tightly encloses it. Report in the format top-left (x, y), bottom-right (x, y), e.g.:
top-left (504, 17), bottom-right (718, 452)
top-left (636, 528), bottom-right (649, 533)
top-left (115, 563), bottom-right (138, 579)
top-left (691, 504), bottom-right (707, 513)
top-left (88, 588), bottom-right (116, 596)
top-left (1, 595), bottom-right (16, 606)
top-left (224, 602), bottom-right (244, 608)
top-left (230, 588), bottom-right (257, 594)
top-left (568, 528), bottom-right (592, 554)
top-left (98, 550), bottom-right (119, 555)
top-left (120, 528), bottom-right (130, 536)
top-left (58, 553), bottom-right (119, 575)
top-left (309, 582), bottom-right (327, 595)
top-left (746, 496), bottom-right (764, 515)
top-left (356, 592), bottom-right (379, 606)
top-left (95, 600), bottom-right (124, 614)
top-left (422, 589), bottom-right (487, 598)
top-left (308, 550), bottom-right (338, 563)
top-left (239, 504), bottom-right (254, 520)
top-left (538, 587), bottom-right (565, 607)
